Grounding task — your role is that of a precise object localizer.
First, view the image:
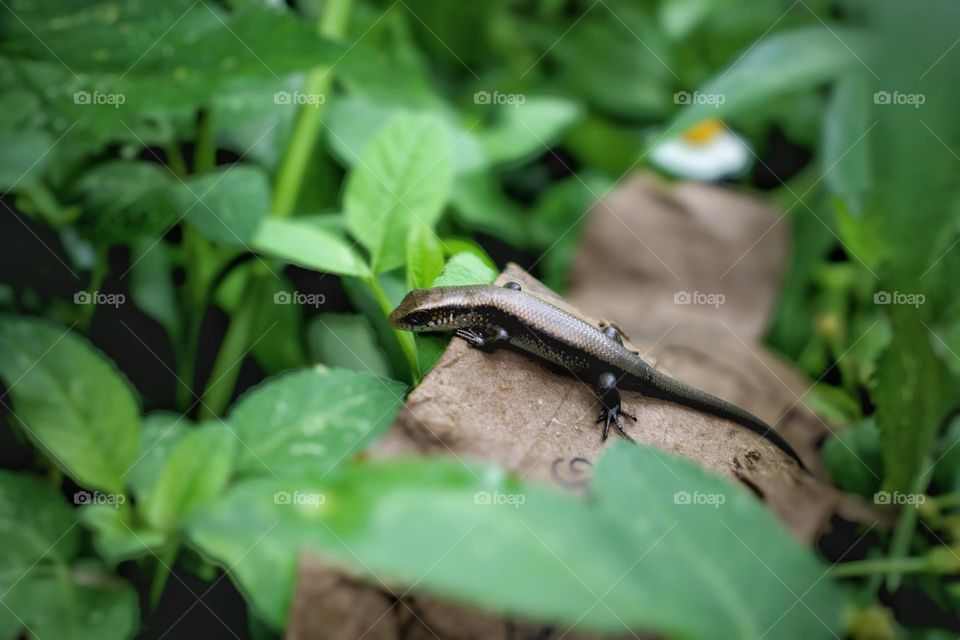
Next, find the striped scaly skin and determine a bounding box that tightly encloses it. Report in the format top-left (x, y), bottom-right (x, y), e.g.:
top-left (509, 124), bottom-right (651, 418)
top-left (389, 282), bottom-right (805, 469)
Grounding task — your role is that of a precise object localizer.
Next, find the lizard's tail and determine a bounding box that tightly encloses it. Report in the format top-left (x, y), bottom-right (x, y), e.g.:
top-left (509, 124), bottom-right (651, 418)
top-left (641, 368), bottom-right (807, 470)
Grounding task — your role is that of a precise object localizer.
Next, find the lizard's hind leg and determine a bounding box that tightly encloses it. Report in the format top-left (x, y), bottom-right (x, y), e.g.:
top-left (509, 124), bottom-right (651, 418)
top-left (595, 372), bottom-right (637, 442)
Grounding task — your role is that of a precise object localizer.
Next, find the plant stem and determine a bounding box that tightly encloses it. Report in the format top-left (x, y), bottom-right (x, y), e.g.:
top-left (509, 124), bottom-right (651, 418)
top-left (364, 275), bottom-right (420, 382)
top-left (149, 542), bottom-right (180, 612)
top-left (272, 0), bottom-right (352, 217)
top-left (882, 461), bottom-right (933, 593)
top-left (164, 142), bottom-right (188, 177)
top-left (196, 0), bottom-right (353, 415)
top-left (197, 264), bottom-right (268, 420)
top-left (832, 556), bottom-right (929, 578)
top-left (77, 248), bottom-right (108, 332)
top-left (195, 108), bottom-right (216, 174)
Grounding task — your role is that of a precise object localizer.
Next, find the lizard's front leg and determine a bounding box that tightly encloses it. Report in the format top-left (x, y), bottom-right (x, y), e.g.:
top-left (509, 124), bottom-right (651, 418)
top-left (595, 371), bottom-right (637, 442)
top-left (455, 326), bottom-right (510, 353)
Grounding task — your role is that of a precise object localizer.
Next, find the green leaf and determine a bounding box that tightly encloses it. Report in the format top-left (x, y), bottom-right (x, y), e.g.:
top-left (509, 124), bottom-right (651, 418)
top-left (228, 367), bottom-right (406, 479)
top-left (306, 313), bottom-right (390, 378)
top-left (0, 129), bottom-right (55, 190)
top-left (0, 473), bottom-right (137, 640)
top-left (433, 252), bottom-right (498, 287)
top-left (591, 445), bottom-right (845, 637)
top-left (2, 564), bottom-right (140, 640)
top-left (141, 424), bottom-right (236, 530)
top-left (405, 223), bottom-right (445, 290)
top-left (344, 113), bottom-right (453, 272)
top-left (127, 413), bottom-right (190, 503)
top-left (934, 415), bottom-right (960, 493)
top-left (670, 26), bottom-right (869, 134)
top-left (74, 161), bottom-right (177, 245)
top-left (823, 419), bottom-right (883, 498)
top-left (251, 217), bottom-right (370, 277)
top-left (130, 237), bottom-right (180, 341)
top-left (0, 315), bottom-right (140, 493)
top-left (876, 315), bottom-right (955, 491)
top-left (79, 504), bottom-right (167, 564)
top-left (0, 470), bottom-right (80, 574)
top-left (550, 6), bottom-right (672, 118)
top-left (188, 444), bottom-right (845, 635)
top-left (823, 73), bottom-right (874, 213)
top-left (0, 2), bottom-right (344, 149)
top-left (172, 165), bottom-right (270, 248)
top-left (477, 97), bottom-right (581, 166)
top-left (450, 172), bottom-right (528, 247)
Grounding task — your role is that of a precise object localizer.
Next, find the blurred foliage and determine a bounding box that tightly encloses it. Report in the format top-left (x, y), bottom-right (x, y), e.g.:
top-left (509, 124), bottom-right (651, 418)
top-left (0, 0), bottom-right (959, 638)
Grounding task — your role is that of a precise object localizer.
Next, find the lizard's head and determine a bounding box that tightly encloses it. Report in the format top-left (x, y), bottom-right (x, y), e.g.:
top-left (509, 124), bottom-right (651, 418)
top-left (389, 287), bottom-right (482, 332)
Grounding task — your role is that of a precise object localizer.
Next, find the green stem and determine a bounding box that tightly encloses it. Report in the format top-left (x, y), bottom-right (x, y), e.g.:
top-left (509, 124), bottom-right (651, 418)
top-left (272, 0), bottom-right (352, 217)
top-left (832, 556), bottom-right (929, 578)
top-left (149, 542), bottom-right (180, 612)
top-left (194, 108), bottom-right (216, 174)
top-left (365, 275), bottom-right (419, 382)
top-left (77, 249), bottom-right (108, 332)
top-left (17, 181), bottom-right (79, 227)
top-left (880, 460), bottom-right (934, 593)
top-left (176, 227), bottom-right (212, 412)
top-left (164, 142), bottom-right (188, 178)
top-left (197, 265), bottom-right (268, 420)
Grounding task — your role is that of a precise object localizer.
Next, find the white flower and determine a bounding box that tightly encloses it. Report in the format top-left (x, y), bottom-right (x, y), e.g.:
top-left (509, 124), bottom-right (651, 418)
top-left (650, 119), bottom-right (751, 182)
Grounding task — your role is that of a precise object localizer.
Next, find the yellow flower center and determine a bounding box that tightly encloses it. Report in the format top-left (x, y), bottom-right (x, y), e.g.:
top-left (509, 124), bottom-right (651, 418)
top-left (682, 119), bottom-right (723, 145)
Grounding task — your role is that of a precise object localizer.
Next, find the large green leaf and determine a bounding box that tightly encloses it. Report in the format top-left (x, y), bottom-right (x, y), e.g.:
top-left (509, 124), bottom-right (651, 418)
top-left (0, 129), bottom-right (56, 190)
top-left (0, 472), bottom-right (139, 640)
top-left (876, 314), bottom-right (955, 491)
top-left (405, 223), bottom-right (445, 290)
top-left (0, 316), bottom-right (140, 493)
top-left (188, 445), bottom-right (845, 635)
top-left (0, 471), bottom-right (80, 575)
top-left (228, 367), bottom-right (406, 479)
top-left (344, 113), bottom-right (453, 273)
top-left (171, 165), bottom-right (270, 248)
top-left (549, 6), bottom-right (672, 118)
top-left (476, 97), bottom-right (581, 166)
top-left (670, 25), bottom-right (870, 134)
top-left (74, 161), bottom-right (178, 245)
top-left (141, 424), bottom-right (236, 530)
top-left (1, 566), bottom-right (140, 640)
top-left (306, 314), bottom-right (390, 378)
top-left (0, 1), bottom-right (343, 148)
top-left (432, 252), bottom-right (498, 287)
top-left (822, 72), bottom-right (874, 213)
top-left (251, 217), bottom-right (370, 277)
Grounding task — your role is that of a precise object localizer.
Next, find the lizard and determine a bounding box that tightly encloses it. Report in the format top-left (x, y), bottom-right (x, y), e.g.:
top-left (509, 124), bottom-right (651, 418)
top-left (389, 281), bottom-right (806, 469)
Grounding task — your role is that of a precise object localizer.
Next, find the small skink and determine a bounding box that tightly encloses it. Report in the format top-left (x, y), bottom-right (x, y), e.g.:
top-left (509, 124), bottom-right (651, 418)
top-left (389, 282), bottom-right (805, 468)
